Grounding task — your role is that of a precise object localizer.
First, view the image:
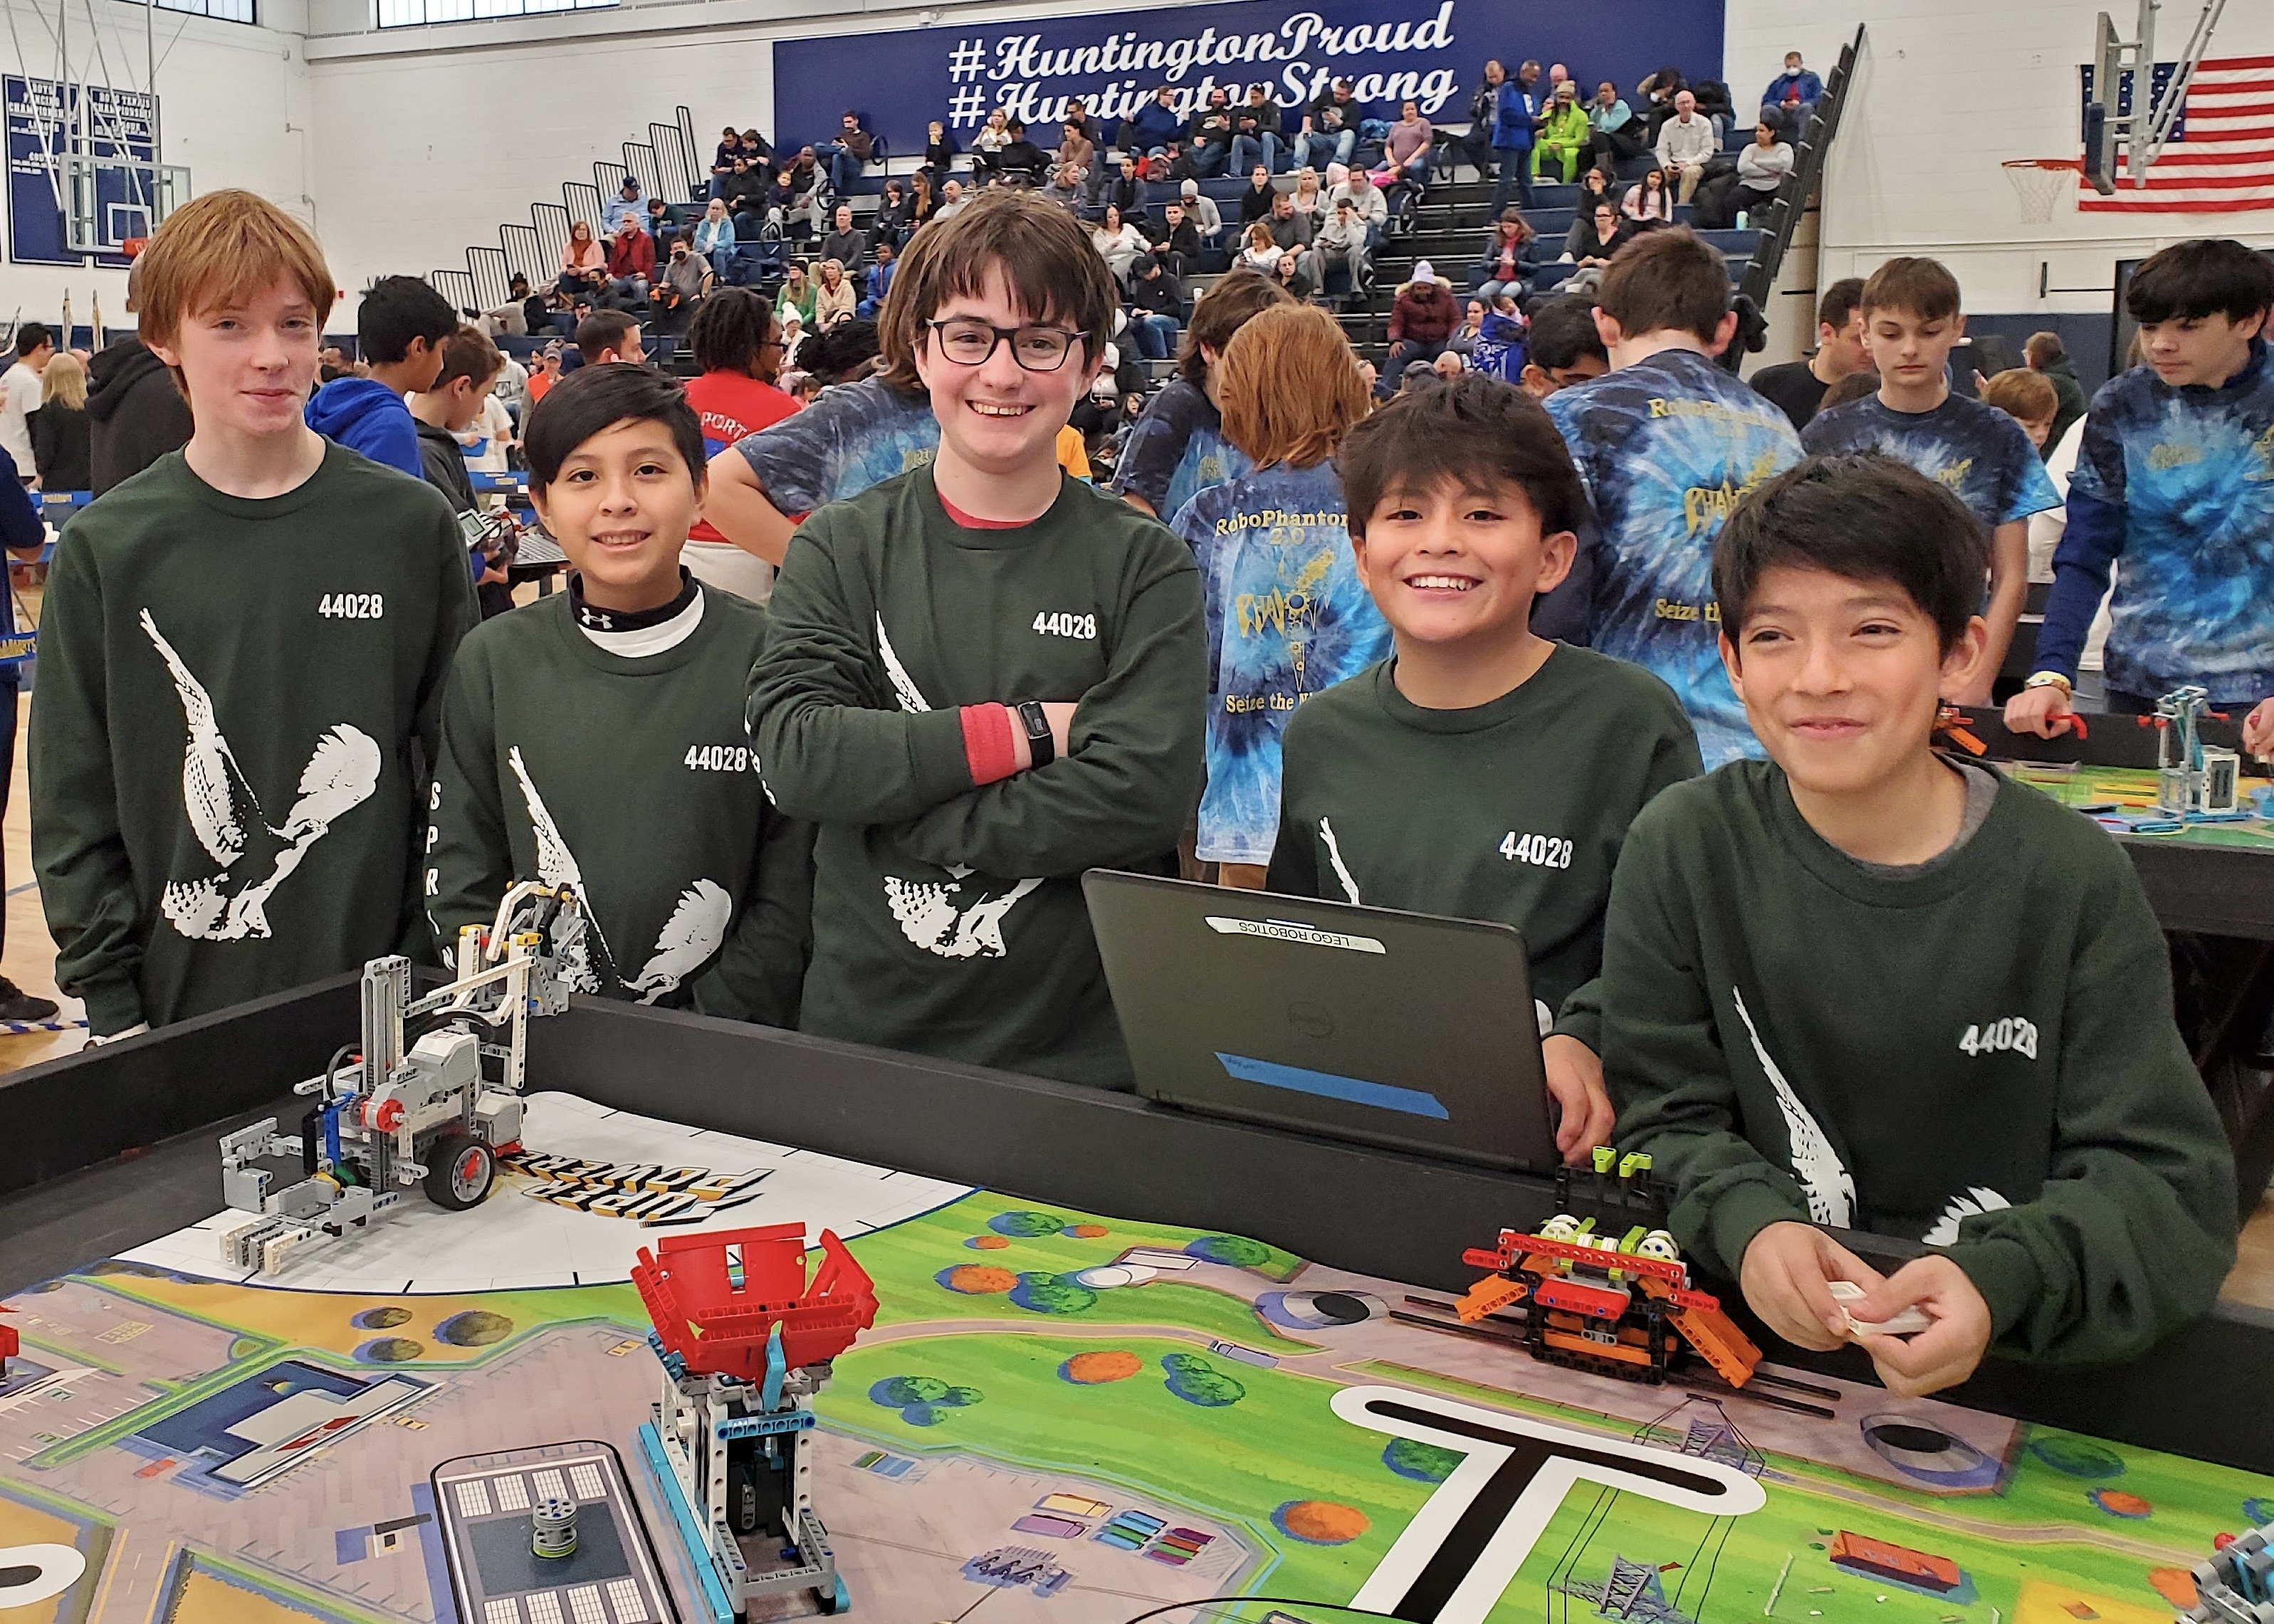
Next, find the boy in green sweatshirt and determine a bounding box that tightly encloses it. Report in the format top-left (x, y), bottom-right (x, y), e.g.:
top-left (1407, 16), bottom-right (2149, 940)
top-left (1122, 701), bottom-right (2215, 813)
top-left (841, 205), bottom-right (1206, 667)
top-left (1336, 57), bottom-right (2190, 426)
top-left (425, 365), bottom-right (810, 1025)
top-left (1603, 453), bottom-right (2237, 1396)
top-left (31, 189), bottom-right (477, 1039)
top-left (746, 192), bottom-right (1207, 1087)
top-left (1267, 375), bottom-right (1700, 1164)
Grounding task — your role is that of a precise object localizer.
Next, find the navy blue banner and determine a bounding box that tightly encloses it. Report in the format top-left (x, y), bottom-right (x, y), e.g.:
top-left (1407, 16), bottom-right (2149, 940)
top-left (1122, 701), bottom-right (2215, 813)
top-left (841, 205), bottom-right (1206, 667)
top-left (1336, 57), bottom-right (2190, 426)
top-left (6, 75), bottom-right (157, 268)
top-left (772, 0), bottom-right (1723, 162)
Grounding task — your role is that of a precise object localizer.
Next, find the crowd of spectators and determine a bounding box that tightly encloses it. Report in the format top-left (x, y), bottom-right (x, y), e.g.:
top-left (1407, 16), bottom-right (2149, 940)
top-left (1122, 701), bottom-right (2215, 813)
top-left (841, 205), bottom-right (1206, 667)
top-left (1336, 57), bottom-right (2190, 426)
top-left (429, 38), bottom-right (1823, 460)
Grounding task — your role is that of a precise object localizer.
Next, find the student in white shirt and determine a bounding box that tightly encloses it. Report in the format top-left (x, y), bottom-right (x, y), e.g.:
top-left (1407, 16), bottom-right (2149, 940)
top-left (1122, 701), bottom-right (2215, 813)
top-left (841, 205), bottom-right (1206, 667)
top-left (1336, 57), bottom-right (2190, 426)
top-left (0, 322), bottom-right (54, 486)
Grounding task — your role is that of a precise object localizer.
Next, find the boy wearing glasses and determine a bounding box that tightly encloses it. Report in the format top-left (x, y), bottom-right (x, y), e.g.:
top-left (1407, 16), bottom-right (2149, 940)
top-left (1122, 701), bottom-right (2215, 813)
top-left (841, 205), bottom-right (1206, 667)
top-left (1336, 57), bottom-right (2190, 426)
top-left (747, 193), bottom-right (1207, 1088)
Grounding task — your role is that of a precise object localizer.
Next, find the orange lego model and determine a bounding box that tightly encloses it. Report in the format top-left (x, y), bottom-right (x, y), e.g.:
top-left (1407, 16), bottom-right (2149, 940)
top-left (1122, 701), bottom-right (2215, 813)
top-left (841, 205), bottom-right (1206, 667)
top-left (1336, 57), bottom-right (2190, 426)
top-left (1401, 1150), bottom-right (1838, 1418)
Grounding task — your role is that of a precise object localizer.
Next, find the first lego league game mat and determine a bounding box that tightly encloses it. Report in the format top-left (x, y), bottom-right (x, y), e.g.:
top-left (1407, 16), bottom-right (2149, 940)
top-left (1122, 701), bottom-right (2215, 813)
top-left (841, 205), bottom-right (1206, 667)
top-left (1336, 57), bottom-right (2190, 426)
top-left (0, 1092), bottom-right (2264, 1624)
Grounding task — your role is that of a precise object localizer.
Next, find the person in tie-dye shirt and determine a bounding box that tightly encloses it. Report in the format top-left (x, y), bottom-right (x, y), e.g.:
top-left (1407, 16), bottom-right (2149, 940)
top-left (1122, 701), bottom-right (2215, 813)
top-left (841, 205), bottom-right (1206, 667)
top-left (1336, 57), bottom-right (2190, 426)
top-left (1803, 258), bottom-right (2059, 703)
top-left (701, 232), bottom-right (946, 567)
top-left (1167, 304), bottom-right (1388, 885)
top-left (1539, 229), bottom-right (1804, 767)
top-left (1111, 273), bottom-right (1293, 522)
top-left (2007, 239), bottom-right (2274, 737)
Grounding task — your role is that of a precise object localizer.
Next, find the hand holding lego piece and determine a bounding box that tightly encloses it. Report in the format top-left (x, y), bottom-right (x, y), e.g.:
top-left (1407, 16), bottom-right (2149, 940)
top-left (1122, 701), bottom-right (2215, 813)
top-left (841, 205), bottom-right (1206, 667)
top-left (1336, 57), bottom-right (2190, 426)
top-left (1842, 1254), bottom-right (1992, 1398)
top-left (1739, 1220), bottom-right (1887, 1353)
top-left (1541, 1034), bottom-right (1615, 1166)
top-left (1826, 1279), bottom-right (1934, 1337)
top-left (2002, 680), bottom-right (2080, 740)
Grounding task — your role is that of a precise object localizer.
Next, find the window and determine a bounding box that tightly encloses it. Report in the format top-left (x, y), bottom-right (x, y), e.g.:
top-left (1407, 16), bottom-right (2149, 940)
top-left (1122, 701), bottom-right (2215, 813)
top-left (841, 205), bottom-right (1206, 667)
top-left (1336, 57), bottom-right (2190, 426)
top-left (377, 0), bottom-right (615, 26)
top-left (145, 0), bottom-right (257, 21)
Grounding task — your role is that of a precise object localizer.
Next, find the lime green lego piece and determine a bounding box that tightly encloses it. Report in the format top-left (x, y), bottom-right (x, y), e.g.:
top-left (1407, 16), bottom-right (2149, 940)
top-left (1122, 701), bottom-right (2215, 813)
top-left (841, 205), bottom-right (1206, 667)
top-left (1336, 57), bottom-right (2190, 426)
top-left (1620, 1152), bottom-right (1652, 1177)
top-left (1593, 1146), bottom-right (1616, 1173)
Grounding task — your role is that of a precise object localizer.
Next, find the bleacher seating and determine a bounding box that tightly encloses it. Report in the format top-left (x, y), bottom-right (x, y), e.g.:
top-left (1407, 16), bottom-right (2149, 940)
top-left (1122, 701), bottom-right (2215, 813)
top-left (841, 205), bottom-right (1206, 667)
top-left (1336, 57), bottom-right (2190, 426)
top-left (434, 50), bottom-right (1860, 386)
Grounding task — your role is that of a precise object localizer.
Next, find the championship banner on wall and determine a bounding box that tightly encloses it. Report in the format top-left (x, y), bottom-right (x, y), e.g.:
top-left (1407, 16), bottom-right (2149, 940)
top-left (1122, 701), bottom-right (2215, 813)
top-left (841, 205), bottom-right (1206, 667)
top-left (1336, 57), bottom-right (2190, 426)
top-left (5, 74), bottom-right (155, 267)
top-left (772, 0), bottom-right (1723, 162)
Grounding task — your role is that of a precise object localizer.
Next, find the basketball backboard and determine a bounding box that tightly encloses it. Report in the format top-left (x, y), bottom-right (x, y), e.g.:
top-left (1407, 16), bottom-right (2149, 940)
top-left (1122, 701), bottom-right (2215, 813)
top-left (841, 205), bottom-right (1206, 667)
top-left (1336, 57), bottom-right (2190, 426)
top-left (2083, 11), bottom-right (2120, 192)
top-left (61, 155), bottom-right (187, 256)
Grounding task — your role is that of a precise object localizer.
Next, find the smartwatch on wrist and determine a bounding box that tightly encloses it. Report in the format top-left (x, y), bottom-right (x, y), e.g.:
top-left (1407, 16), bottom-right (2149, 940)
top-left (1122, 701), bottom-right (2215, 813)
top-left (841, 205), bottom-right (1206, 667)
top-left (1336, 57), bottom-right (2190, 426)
top-left (1016, 701), bottom-right (1054, 768)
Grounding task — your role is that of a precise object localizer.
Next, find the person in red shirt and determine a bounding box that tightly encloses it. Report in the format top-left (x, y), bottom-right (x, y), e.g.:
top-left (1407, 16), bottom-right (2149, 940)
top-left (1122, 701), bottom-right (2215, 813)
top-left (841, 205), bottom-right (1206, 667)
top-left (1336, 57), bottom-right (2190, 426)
top-left (606, 219), bottom-right (655, 305)
top-left (681, 288), bottom-right (799, 603)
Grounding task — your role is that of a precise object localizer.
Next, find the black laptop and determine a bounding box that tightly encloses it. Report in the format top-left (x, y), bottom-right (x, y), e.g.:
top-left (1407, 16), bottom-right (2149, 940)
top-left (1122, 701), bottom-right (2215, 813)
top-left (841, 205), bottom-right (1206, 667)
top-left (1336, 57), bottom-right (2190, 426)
top-left (1082, 870), bottom-right (1560, 1170)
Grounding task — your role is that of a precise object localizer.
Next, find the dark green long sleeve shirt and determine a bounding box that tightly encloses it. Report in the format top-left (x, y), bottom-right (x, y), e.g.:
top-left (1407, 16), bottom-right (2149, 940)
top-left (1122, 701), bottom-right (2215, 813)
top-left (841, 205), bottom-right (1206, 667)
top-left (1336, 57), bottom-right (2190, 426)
top-left (746, 465), bottom-right (1207, 1087)
top-left (426, 585), bottom-right (811, 1027)
top-left (1266, 646), bottom-right (1699, 1052)
top-left (30, 445), bottom-right (477, 1034)
top-left (1602, 759), bottom-right (2237, 1368)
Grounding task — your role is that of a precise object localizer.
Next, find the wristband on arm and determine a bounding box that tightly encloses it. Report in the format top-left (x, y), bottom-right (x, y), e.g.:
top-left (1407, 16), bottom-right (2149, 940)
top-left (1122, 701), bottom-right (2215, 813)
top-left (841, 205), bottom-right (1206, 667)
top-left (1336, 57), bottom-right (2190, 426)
top-left (959, 703), bottom-right (1020, 785)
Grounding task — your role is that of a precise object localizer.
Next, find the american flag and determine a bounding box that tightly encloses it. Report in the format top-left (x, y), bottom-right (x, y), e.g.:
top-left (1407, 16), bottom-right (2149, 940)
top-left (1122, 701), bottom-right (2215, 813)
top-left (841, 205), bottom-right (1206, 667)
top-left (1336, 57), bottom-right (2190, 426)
top-left (2080, 56), bottom-right (2274, 214)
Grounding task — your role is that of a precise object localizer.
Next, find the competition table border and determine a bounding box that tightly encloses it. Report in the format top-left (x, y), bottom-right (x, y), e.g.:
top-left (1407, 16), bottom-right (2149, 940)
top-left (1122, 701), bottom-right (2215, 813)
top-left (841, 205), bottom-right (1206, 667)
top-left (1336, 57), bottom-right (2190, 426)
top-left (1, 977), bottom-right (2270, 1477)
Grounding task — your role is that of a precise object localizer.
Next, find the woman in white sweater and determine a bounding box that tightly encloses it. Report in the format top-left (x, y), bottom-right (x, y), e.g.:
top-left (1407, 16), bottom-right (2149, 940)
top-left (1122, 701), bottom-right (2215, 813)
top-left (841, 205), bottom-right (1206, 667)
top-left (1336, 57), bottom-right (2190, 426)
top-left (1736, 119), bottom-right (1795, 211)
top-left (1091, 204), bottom-right (1148, 288)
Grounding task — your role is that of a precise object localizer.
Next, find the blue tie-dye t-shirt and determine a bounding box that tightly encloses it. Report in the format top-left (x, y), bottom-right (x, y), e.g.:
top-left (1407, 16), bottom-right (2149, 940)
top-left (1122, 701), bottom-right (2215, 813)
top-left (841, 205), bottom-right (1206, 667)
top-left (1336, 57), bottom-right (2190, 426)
top-left (1544, 348), bottom-right (1803, 768)
top-left (1110, 378), bottom-right (1252, 520)
top-left (2064, 349), bottom-right (2274, 703)
top-left (1170, 461), bottom-right (1392, 866)
top-left (1802, 392), bottom-right (2060, 530)
top-left (734, 375), bottom-right (939, 515)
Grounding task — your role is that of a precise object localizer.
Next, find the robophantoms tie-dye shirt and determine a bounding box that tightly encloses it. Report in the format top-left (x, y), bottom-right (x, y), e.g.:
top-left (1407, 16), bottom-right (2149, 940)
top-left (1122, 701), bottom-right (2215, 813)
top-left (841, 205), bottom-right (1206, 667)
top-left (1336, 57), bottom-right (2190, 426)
top-left (733, 375), bottom-right (939, 517)
top-left (1544, 348), bottom-right (1803, 767)
top-left (1801, 392), bottom-right (2061, 533)
top-left (1110, 379), bottom-right (1252, 520)
top-left (1171, 461), bottom-right (1391, 866)
top-left (2035, 345), bottom-right (2274, 702)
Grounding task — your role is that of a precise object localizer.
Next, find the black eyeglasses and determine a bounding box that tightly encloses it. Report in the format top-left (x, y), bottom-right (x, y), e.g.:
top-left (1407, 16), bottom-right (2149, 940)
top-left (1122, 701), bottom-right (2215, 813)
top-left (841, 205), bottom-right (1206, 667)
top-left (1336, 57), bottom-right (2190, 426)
top-left (925, 319), bottom-right (1082, 371)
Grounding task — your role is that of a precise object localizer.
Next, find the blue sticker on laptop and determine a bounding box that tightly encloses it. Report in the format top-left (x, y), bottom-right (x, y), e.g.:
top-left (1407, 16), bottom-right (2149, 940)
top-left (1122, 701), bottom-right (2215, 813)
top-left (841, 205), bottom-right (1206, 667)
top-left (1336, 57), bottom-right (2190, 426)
top-left (1214, 1054), bottom-right (1450, 1119)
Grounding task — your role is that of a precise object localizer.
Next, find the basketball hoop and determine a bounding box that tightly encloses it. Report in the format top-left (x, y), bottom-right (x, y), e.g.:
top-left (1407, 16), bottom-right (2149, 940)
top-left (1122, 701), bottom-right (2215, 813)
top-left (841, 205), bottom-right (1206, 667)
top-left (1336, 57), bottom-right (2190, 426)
top-left (2003, 158), bottom-right (2080, 225)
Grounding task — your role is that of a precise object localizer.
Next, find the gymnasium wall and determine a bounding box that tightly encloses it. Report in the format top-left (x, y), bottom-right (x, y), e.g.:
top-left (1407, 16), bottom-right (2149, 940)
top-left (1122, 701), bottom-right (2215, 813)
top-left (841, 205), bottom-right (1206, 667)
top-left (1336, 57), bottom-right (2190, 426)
top-left (0, 0), bottom-right (313, 315)
top-left (299, 28), bottom-right (775, 318)
top-left (1763, 0), bottom-right (2274, 332)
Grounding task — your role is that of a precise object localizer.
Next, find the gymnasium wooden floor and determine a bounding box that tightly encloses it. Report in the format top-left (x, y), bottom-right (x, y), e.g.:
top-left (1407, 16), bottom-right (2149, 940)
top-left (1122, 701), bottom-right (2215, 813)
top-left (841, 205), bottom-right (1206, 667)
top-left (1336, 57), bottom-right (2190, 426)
top-left (2, 585), bottom-right (2272, 1309)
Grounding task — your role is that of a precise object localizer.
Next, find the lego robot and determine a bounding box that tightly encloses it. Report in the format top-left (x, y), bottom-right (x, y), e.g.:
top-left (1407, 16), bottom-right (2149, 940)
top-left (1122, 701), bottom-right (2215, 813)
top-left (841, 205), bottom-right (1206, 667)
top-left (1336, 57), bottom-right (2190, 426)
top-left (2184, 1521), bottom-right (2274, 1623)
top-left (2146, 685), bottom-right (2243, 818)
top-left (632, 1222), bottom-right (879, 1620)
top-left (1457, 1205), bottom-right (1764, 1390)
top-left (1399, 1152), bottom-right (1840, 1415)
top-left (216, 883), bottom-right (581, 1277)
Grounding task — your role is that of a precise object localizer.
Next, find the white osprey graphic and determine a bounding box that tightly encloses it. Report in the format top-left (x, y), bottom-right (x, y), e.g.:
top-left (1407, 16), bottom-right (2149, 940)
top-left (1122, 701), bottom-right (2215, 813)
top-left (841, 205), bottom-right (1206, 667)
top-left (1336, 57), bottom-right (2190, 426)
top-left (1922, 1185), bottom-right (2010, 1247)
top-left (1318, 816), bottom-right (1361, 903)
top-left (873, 614), bottom-right (1044, 961)
top-left (508, 746), bottom-right (727, 1002)
top-left (146, 609), bottom-right (382, 942)
top-left (1730, 986), bottom-right (1855, 1227)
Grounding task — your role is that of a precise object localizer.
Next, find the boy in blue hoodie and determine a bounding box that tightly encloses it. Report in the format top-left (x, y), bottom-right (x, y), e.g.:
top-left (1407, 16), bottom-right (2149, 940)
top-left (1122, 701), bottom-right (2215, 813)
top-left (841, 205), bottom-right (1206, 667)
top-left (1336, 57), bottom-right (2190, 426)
top-left (306, 276), bottom-right (455, 477)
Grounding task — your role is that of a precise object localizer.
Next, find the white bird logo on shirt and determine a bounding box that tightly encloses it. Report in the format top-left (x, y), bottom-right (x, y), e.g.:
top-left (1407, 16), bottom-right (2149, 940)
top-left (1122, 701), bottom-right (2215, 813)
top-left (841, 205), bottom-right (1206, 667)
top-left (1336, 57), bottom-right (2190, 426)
top-left (876, 616), bottom-right (932, 718)
top-left (1731, 985), bottom-right (1855, 1227)
top-left (508, 747), bottom-right (727, 1001)
top-left (624, 880), bottom-right (733, 1002)
top-left (1922, 1185), bottom-right (2010, 1247)
top-left (510, 745), bottom-right (612, 992)
top-left (871, 614), bottom-right (1045, 961)
top-left (1318, 817), bottom-right (1361, 903)
top-left (145, 609), bottom-right (382, 942)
